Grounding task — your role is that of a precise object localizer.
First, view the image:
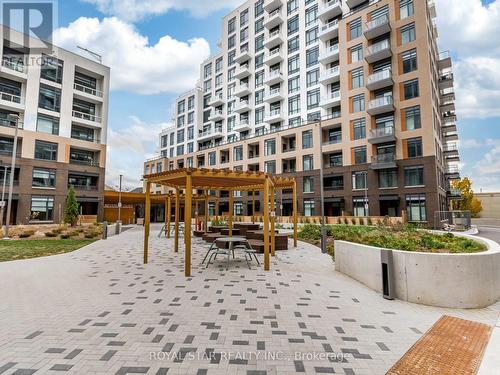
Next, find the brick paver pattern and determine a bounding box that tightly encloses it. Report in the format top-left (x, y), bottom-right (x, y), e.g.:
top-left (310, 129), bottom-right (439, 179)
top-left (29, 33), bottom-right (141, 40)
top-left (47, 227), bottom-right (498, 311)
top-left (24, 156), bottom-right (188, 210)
top-left (0, 224), bottom-right (497, 374)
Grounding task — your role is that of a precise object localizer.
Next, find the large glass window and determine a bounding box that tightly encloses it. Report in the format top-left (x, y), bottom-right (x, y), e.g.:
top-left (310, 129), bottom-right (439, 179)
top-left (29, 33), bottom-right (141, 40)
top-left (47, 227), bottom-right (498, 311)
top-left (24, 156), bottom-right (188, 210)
top-left (233, 146), bottom-right (243, 161)
top-left (265, 160), bottom-right (276, 173)
top-left (306, 46), bottom-right (319, 67)
top-left (288, 36), bottom-right (300, 54)
top-left (379, 169), bottom-right (398, 188)
top-left (288, 15), bottom-right (299, 35)
top-left (305, 5), bottom-right (317, 26)
top-left (401, 23), bottom-right (416, 44)
top-left (353, 118), bottom-right (366, 140)
top-left (406, 194), bottom-right (426, 222)
top-left (402, 49), bottom-right (417, 73)
top-left (405, 106), bottom-right (421, 130)
top-left (303, 176), bottom-right (314, 193)
top-left (306, 27), bottom-right (318, 46)
top-left (209, 152), bottom-right (216, 166)
top-left (71, 125), bottom-right (95, 142)
top-left (353, 198), bottom-right (368, 217)
top-left (30, 196), bottom-right (54, 221)
top-left (304, 198), bottom-right (315, 216)
top-left (352, 94), bottom-right (365, 112)
top-left (288, 55), bottom-right (300, 75)
top-left (400, 0), bottom-right (414, 19)
top-left (303, 155), bottom-right (314, 171)
top-left (34, 140), bottom-right (57, 161)
top-left (307, 89), bottom-right (320, 109)
top-left (407, 137), bottom-right (423, 158)
top-left (70, 148), bottom-right (96, 165)
top-left (288, 76), bottom-right (300, 93)
top-left (302, 130), bottom-right (313, 149)
top-left (354, 146), bottom-right (367, 164)
top-left (265, 139), bottom-right (276, 155)
top-left (40, 55), bottom-right (63, 83)
top-left (288, 95), bottom-right (300, 115)
top-left (352, 171), bottom-right (367, 190)
top-left (306, 69), bottom-right (319, 87)
top-left (39, 84), bottom-right (61, 112)
top-left (351, 44), bottom-right (363, 62)
top-left (351, 67), bottom-right (364, 89)
top-left (32, 169), bottom-right (55, 188)
top-left (350, 18), bottom-right (362, 40)
top-left (404, 166), bottom-right (424, 186)
top-left (37, 114), bottom-right (59, 135)
top-left (403, 79), bottom-right (419, 99)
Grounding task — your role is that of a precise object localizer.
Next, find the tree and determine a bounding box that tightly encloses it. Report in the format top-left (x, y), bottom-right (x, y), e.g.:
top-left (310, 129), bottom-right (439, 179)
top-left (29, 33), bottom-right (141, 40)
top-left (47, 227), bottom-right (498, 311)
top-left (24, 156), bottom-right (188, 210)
top-left (451, 177), bottom-right (483, 218)
top-left (64, 187), bottom-right (80, 226)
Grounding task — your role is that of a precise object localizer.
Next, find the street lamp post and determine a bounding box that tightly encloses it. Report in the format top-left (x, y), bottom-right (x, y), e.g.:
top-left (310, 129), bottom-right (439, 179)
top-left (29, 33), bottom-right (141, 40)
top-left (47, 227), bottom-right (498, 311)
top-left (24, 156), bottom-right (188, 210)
top-left (364, 171), bottom-right (369, 217)
top-left (118, 174), bottom-right (123, 223)
top-left (317, 117), bottom-right (327, 254)
top-left (0, 165), bottom-right (7, 227)
top-left (4, 115), bottom-right (20, 239)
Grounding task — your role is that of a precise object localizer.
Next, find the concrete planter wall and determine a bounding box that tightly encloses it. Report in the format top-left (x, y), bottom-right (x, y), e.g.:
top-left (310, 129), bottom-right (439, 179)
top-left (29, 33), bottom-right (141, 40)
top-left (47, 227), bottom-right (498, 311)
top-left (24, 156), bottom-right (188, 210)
top-left (334, 235), bottom-right (500, 308)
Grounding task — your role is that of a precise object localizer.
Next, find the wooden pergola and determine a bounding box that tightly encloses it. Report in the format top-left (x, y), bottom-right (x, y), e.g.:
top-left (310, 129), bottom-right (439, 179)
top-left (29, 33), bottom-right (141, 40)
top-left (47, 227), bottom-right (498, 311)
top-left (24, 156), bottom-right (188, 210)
top-left (143, 168), bottom-right (298, 276)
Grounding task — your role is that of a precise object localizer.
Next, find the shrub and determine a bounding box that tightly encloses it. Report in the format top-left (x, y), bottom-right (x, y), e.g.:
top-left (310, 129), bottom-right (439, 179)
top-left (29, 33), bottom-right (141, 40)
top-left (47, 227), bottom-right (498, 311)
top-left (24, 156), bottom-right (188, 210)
top-left (60, 233), bottom-right (70, 239)
top-left (64, 187), bottom-right (80, 226)
top-left (45, 231), bottom-right (57, 237)
top-left (19, 229), bottom-right (35, 238)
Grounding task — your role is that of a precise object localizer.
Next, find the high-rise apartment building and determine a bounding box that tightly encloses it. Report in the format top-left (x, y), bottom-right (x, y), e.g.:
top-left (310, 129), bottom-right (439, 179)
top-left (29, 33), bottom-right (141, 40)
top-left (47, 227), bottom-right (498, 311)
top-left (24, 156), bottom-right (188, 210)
top-left (0, 26), bottom-right (110, 224)
top-left (145, 0), bottom-right (460, 226)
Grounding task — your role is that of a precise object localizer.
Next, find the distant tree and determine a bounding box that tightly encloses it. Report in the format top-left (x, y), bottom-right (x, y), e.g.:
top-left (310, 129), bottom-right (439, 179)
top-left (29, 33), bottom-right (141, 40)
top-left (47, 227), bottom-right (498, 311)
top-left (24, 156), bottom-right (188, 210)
top-left (451, 177), bottom-right (483, 218)
top-left (64, 187), bottom-right (80, 226)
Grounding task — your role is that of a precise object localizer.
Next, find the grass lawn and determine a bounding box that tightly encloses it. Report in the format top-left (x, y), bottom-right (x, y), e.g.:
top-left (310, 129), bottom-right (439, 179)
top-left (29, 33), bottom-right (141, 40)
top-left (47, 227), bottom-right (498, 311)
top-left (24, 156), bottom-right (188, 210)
top-left (0, 239), bottom-right (96, 262)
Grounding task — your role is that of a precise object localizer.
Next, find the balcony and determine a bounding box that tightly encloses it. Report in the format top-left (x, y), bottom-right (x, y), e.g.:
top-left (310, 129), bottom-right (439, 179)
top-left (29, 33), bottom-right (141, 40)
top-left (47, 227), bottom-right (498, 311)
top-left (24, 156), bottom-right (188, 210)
top-left (346, 0), bottom-right (366, 8)
top-left (364, 15), bottom-right (391, 40)
top-left (319, 66), bottom-right (340, 84)
top-left (264, 49), bottom-right (283, 65)
top-left (444, 144), bottom-right (460, 161)
top-left (443, 130), bottom-right (458, 141)
top-left (235, 49), bottom-right (251, 63)
top-left (263, 0), bottom-right (281, 12)
top-left (71, 184), bottom-right (98, 191)
top-left (0, 91), bottom-right (24, 110)
top-left (234, 119), bottom-right (252, 131)
top-left (235, 64), bottom-right (251, 79)
top-left (208, 93), bottom-right (225, 106)
top-left (318, 0), bottom-right (342, 22)
top-left (264, 108), bottom-right (284, 123)
top-left (264, 8), bottom-right (283, 29)
top-left (439, 72), bottom-right (454, 89)
top-left (367, 96), bottom-right (394, 116)
top-left (235, 83), bottom-right (251, 97)
top-left (366, 69), bottom-right (393, 91)
top-left (320, 91), bottom-right (341, 108)
top-left (263, 70), bottom-right (283, 85)
top-left (318, 19), bottom-right (339, 41)
top-left (72, 110), bottom-right (102, 125)
top-left (234, 100), bottom-right (251, 114)
top-left (264, 87), bottom-right (284, 103)
top-left (74, 83), bottom-right (104, 100)
top-left (370, 153), bottom-right (397, 170)
top-left (319, 44), bottom-right (339, 64)
top-left (438, 51), bottom-right (452, 70)
top-left (445, 165), bottom-right (460, 180)
top-left (447, 188), bottom-right (462, 199)
top-left (198, 128), bottom-right (224, 141)
top-left (368, 126), bottom-right (396, 144)
top-left (208, 109), bottom-right (224, 122)
top-left (440, 92), bottom-right (455, 111)
top-left (365, 39), bottom-right (392, 64)
top-left (1, 58), bottom-right (27, 81)
top-left (264, 29), bottom-right (284, 49)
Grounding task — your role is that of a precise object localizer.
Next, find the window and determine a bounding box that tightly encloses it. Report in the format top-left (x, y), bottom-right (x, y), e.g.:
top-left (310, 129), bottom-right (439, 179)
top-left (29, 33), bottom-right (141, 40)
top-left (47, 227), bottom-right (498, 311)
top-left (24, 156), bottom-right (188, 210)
top-left (40, 55), bottom-right (63, 83)
top-left (306, 27), bottom-right (318, 46)
top-left (177, 116), bottom-right (185, 128)
top-left (305, 5), bottom-right (317, 26)
top-left (240, 27), bottom-right (249, 42)
top-left (304, 198), bottom-right (315, 216)
top-left (187, 126), bottom-right (194, 140)
top-left (71, 125), bottom-right (95, 142)
top-left (233, 146), bottom-right (243, 161)
top-left (255, 107), bottom-right (264, 124)
top-left (350, 18), bottom-right (362, 40)
top-left (405, 166), bottom-right (424, 186)
top-left (306, 69), bottom-right (319, 87)
top-left (188, 112), bottom-right (194, 124)
top-left (354, 146), bottom-right (367, 164)
top-left (39, 84), bottom-right (61, 112)
top-left (31, 196), bottom-right (54, 221)
top-left (255, 89), bottom-right (265, 105)
top-left (353, 198), bottom-right (368, 217)
top-left (379, 170), bottom-right (398, 188)
top-left (255, 18), bottom-right (264, 34)
top-left (288, 36), bottom-right (300, 54)
top-left (351, 67), bottom-right (364, 89)
top-left (228, 17), bottom-right (236, 34)
top-left (328, 152), bottom-right (342, 167)
top-left (303, 176), bottom-right (314, 192)
top-left (187, 143), bottom-right (194, 153)
top-left (37, 114), bottom-right (59, 135)
top-left (353, 118), bottom-right (366, 140)
top-left (209, 152), bottom-right (216, 166)
top-left (303, 155), bottom-right (314, 171)
top-left (352, 171), bottom-right (367, 190)
top-left (288, 76), bottom-right (300, 93)
top-left (265, 160), bottom-right (276, 173)
top-left (405, 106), bottom-right (421, 130)
top-left (265, 139), bottom-right (276, 155)
top-left (177, 130), bottom-right (185, 143)
top-left (401, 23), bottom-right (416, 44)
top-left (34, 140), bottom-right (57, 161)
top-left (288, 95), bottom-right (300, 115)
top-left (32, 168), bottom-right (55, 188)
top-left (351, 44), bottom-right (363, 63)
top-left (407, 137), bottom-right (422, 158)
top-left (177, 100), bottom-right (186, 114)
top-left (215, 58), bottom-right (223, 73)
top-left (240, 9), bottom-right (249, 26)
top-left (70, 148), bottom-right (95, 165)
top-left (404, 79), bottom-right (419, 99)
top-left (400, 0), bottom-right (414, 19)
top-left (288, 55), bottom-right (300, 75)
top-left (255, 71), bottom-right (264, 87)
top-left (402, 49), bottom-right (417, 73)
top-left (302, 130), bottom-right (313, 149)
top-left (203, 63), bottom-right (212, 79)
top-left (288, 15), bottom-right (299, 35)
top-left (352, 94), bottom-right (365, 112)
top-left (307, 89), bottom-right (320, 109)
top-left (255, 53), bottom-right (264, 69)
top-left (255, 0), bottom-right (264, 17)
top-left (228, 51), bottom-right (236, 66)
top-left (228, 35), bottom-right (236, 49)
top-left (306, 46), bottom-right (319, 67)
top-left (287, 0), bottom-right (298, 14)
top-left (406, 194), bottom-right (426, 222)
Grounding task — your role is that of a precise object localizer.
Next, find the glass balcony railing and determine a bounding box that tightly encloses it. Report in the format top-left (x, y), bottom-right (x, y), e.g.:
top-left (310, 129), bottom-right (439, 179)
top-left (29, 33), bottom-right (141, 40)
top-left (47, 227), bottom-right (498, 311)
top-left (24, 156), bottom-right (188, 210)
top-left (74, 83), bottom-right (103, 98)
top-left (72, 110), bottom-right (102, 123)
top-left (0, 90), bottom-right (22, 104)
top-left (366, 39), bottom-right (390, 57)
top-left (2, 58), bottom-right (26, 73)
top-left (365, 14), bottom-right (389, 32)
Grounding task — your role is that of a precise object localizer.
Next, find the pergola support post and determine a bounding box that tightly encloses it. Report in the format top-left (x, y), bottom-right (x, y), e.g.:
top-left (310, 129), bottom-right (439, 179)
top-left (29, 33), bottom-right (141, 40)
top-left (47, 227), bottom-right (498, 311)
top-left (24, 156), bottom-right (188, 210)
top-left (263, 177), bottom-right (270, 271)
top-left (166, 195), bottom-right (171, 239)
top-left (204, 190), bottom-right (209, 233)
top-left (184, 174), bottom-right (192, 277)
top-left (270, 186), bottom-right (275, 257)
top-left (144, 182), bottom-right (151, 264)
top-left (252, 190), bottom-right (255, 223)
top-left (174, 188), bottom-right (180, 253)
top-left (293, 180), bottom-right (298, 248)
top-left (228, 191), bottom-right (233, 236)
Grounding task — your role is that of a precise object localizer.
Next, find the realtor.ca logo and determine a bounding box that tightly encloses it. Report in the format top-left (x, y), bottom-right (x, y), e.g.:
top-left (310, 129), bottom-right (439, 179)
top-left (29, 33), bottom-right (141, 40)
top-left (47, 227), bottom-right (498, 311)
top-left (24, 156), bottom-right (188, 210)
top-left (1, 0), bottom-right (57, 54)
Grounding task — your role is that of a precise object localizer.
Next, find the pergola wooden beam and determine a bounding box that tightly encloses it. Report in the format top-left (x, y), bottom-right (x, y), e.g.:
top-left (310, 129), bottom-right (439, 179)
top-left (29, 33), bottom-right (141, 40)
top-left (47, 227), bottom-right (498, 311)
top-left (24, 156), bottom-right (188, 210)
top-left (184, 173), bottom-right (192, 277)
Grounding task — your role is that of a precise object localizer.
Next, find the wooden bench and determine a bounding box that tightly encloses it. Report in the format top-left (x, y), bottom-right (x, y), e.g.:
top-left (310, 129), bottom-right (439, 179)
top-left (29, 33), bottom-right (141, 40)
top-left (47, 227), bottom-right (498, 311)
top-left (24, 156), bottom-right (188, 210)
top-left (220, 228), bottom-right (241, 236)
top-left (247, 239), bottom-right (265, 253)
top-left (202, 233), bottom-right (220, 242)
top-left (193, 230), bottom-right (205, 237)
top-left (245, 230), bottom-right (288, 250)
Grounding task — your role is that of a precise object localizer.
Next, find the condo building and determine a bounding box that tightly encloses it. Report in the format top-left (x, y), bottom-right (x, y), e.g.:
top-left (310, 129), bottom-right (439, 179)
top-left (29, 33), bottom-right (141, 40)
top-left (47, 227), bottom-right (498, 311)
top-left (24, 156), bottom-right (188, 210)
top-left (145, 0), bottom-right (460, 226)
top-left (0, 26), bottom-right (110, 224)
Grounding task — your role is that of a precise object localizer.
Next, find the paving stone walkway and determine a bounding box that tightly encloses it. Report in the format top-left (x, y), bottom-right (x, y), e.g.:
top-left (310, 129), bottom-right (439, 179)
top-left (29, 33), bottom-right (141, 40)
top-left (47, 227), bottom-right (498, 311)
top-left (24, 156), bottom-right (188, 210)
top-left (0, 224), bottom-right (498, 375)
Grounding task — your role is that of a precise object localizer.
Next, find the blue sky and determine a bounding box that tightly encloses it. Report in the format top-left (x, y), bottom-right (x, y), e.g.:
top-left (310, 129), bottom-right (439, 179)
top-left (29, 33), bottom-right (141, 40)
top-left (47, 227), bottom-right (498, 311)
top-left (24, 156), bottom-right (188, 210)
top-left (52, 0), bottom-right (500, 192)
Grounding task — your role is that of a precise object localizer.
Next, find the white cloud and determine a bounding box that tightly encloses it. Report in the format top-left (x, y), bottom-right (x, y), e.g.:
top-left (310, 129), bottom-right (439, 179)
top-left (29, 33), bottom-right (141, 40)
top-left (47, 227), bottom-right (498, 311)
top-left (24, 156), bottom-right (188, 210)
top-left (54, 17), bottom-right (210, 95)
top-left (81, 0), bottom-right (243, 22)
top-left (105, 117), bottom-right (171, 189)
top-left (436, 0), bottom-right (500, 118)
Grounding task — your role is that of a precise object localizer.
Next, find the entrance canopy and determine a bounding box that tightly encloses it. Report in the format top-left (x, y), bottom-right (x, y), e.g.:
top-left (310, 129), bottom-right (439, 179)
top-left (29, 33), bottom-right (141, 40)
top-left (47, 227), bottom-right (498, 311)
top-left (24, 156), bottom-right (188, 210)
top-left (142, 168), bottom-right (298, 276)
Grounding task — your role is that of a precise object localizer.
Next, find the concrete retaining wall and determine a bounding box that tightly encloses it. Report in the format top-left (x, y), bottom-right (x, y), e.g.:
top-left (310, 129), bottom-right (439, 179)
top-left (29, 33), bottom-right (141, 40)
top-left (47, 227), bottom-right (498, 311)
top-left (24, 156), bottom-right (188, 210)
top-left (334, 235), bottom-right (500, 308)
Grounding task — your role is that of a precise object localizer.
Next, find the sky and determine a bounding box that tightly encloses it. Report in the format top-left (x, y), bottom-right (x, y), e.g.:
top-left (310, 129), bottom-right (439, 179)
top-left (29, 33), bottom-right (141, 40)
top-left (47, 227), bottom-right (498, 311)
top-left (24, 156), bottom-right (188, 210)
top-left (47, 0), bottom-right (500, 192)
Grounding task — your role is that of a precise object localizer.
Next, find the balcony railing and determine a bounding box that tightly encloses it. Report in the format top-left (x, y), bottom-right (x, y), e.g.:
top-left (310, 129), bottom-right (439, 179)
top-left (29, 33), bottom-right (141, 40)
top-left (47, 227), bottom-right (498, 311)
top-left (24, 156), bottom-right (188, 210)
top-left (367, 69), bottom-right (392, 86)
top-left (365, 14), bottom-right (389, 32)
top-left (70, 184), bottom-right (98, 191)
top-left (266, 70), bottom-right (282, 80)
top-left (369, 96), bottom-right (393, 110)
top-left (321, 19), bottom-right (339, 33)
top-left (324, 44), bottom-right (339, 55)
top-left (2, 58), bottom-right (26, 73)
top-left (366, 39), bottom-right (390, 57)
top-left (74, 83), bottom-right (103, 98)
top-left (371, 153), bottom-right (396, 168)
top-left (69, 159), bottom-right (100, 167)
top-left (268, 29), bottom-right (281, 39)
top-left (73, 110), bottom-right (102, 123)
top-left (369, 126), bottom-right (395, 139)
top-left (0, 91), bottom-right (22, 104)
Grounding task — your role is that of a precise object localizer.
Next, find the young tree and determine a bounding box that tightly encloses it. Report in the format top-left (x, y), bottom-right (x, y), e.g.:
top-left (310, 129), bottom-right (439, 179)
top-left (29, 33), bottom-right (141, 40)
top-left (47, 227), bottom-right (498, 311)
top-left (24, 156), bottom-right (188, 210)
top-left (451, 177), bottom-right (483, 218)
top-left (64, 187), bottom-right (80, 226)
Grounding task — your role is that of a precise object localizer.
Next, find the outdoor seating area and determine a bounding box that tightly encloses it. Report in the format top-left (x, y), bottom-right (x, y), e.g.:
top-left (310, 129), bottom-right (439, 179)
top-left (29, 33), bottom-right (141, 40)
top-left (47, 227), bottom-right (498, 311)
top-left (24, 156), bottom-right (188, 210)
top-left (143, 168), bottom-right (298, 276)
